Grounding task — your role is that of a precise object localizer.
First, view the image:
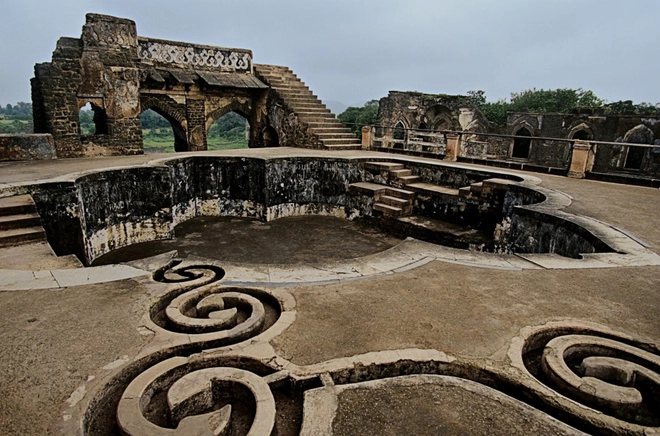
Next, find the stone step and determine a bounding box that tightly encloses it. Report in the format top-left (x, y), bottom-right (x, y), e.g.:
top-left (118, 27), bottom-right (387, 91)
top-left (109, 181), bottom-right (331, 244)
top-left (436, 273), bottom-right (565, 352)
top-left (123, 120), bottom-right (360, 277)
top-left (306, 119), bottom-right (344, 127)
top-left (397, 175), bottom-right (421, 185)
top-left (379, 194), bottom-right (410, 208)
top-left (309, 127), bottom-right (353, 134)
top-left (384, 186), bottom-right (415, 200)
top-left (390, 168), bottom-right (412, 178)
top-left (364, 161), bottom-right (405, 172)
top-left (0, 194), bottom-right (38, 216)
top-left (287, 95), bottom-right (322, 102)
top-left (319, 138), bottom-right (361, 145)
top-left (348, 182), bottom-right (389, 196)
top-left (315, 132), bottom-right (358, 140)
top-left (0, 212), bottom-right (42, 231)
top-left (470, 182), bottom-right (484, 195)
top-left (373, 202), bottom-right (406, 217)
top-left (407, 183), bottom-right (460, 197)
top-left (481, 178), bottom-right (518, 192)
top-left (0, 226), bottom-right (47, 248)
top-left (301, 116), bottom-right (340, 124)
top-left (458, 186), bottom-right (473, 198)
top-left (292, 107), bottom-right (332, 115)
top-left (290, 103), bottom-right (330, 110)
top-left (323, 144), bottom-right (362, 151)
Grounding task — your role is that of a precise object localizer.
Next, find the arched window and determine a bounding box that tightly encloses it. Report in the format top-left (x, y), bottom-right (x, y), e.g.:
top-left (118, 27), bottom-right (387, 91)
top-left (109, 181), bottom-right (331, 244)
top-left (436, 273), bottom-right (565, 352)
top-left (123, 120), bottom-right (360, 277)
top-left (79, 102), bottom-right (108, 135)
top-left (512, 127), bottom-right (532, 159)
top-left (572, 130), bottom-right (592, 141)
top-left (393, 121), bottom-right (406, 140)
top-left (208, 112), bottom-right (249, 150)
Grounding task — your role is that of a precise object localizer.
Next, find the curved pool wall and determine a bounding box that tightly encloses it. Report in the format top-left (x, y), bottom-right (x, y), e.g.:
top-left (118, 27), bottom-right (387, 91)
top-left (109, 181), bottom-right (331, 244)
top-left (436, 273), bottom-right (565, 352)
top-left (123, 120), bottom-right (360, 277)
top-left (24, 155), bottom-right (614, 265)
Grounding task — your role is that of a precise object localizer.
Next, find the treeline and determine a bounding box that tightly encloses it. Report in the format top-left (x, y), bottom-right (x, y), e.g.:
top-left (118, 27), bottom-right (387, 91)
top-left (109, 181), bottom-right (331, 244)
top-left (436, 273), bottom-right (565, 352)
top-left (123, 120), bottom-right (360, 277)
top-left (337, 100), bottom-right (378, 137)
top-left (468, 89), bottom-right (660, 127)
top-left (0, 102), bottom-right (33, 133)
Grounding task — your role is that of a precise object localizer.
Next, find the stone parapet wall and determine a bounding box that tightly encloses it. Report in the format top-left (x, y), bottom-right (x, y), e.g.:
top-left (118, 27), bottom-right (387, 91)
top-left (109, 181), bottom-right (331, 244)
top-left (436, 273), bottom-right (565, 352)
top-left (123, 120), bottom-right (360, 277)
top-left (138, 37), bottom-right (252, 72)
top-left (15, 155), bottom-right (622, 265)
top-left (0, 134), bottom-right (56, 161)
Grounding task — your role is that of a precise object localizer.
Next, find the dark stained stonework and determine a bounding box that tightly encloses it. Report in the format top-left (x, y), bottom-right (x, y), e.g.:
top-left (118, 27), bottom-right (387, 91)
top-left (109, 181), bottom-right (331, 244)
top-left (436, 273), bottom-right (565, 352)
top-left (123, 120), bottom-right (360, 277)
top-left (0, 134), bottom-right (56, 161)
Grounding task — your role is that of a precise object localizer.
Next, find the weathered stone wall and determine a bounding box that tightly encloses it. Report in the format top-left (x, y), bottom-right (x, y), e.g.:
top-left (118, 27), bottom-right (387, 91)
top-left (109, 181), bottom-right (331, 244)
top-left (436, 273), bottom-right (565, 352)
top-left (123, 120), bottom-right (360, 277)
top-left (31, 13), bottom-right (282, 157)
top-left (509, 208), bottom-right (613, 258)
top-left (19, 155), bottom-right (615, 264)
top-left (259, 80), bottom-right (322, 149)
top-left (26, 156), bottom-right (367, 264)
top-left (377, 91), bottom-right (488, 135)
top-left (0, 134), bottom-right (56, 161)
top-left (507, 112), bottom-right (660, 175)
top-left (32, 15), bottom-right (143, 157)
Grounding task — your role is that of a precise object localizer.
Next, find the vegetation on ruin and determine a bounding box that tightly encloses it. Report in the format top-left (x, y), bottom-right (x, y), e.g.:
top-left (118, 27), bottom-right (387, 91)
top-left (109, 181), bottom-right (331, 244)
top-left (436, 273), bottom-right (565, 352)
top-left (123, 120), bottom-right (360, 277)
top-left (467, 89), bottom-right (660, 128)
top-left (337, 100), bottom-right (379, 137)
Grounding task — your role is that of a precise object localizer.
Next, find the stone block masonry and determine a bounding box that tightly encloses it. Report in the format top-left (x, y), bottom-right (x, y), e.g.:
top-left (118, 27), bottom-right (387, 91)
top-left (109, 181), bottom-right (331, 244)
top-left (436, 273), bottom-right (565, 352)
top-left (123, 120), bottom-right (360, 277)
top-left (0, 134), bottom-right (56, 161)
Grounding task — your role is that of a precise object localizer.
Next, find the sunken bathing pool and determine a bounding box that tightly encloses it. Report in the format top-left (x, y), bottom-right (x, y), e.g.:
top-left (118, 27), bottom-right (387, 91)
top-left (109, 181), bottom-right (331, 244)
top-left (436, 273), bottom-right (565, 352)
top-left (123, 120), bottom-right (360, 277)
top-left (28, 155), bottom-right (620, 267)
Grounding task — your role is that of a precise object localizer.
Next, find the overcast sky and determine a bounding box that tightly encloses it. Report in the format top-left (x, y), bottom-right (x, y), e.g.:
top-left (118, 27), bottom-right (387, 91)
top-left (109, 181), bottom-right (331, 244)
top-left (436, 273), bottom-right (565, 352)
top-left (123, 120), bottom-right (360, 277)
top-left (2, 0), bottom-right (659, 110)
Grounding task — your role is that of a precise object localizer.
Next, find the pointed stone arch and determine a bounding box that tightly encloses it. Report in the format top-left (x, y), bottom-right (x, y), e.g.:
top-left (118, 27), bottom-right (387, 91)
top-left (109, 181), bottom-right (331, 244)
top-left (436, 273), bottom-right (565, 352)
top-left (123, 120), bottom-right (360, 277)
top-left (568, 122), bottom-right (594, 141)
top-left (139, 95), bottom-right (188, 151)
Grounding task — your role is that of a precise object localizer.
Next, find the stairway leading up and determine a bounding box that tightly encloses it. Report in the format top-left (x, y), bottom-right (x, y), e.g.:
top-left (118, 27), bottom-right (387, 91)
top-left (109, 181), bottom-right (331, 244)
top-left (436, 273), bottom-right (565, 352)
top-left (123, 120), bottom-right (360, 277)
top-left (0, 195), bottom-right (47, 248)
top-left (254, 64), bottom-right (361, 150)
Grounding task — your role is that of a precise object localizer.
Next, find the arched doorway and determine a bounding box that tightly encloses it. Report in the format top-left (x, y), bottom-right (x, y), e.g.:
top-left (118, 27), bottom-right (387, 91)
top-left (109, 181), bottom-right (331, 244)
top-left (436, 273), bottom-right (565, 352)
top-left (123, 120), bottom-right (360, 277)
top-left (139, 108), bottom-right (187, 153)
top-left (512, 127), bottom-right (532, 159)
top-left (207, 111), bottom-right (249, 150)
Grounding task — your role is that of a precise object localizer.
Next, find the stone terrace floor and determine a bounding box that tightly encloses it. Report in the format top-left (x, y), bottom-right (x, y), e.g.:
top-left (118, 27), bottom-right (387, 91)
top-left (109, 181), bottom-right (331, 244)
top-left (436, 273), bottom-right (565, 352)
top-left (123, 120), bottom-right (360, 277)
top-left (0, 148), bottom-right (658, 435)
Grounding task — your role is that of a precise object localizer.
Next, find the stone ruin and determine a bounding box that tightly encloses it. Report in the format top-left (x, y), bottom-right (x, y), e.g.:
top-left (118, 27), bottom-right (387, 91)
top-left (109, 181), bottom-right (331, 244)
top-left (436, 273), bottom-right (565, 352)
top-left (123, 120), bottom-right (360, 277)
top-left (30, 13), bottom-right (360, 158)
top-left (371, 91), bottom-right (660, 180)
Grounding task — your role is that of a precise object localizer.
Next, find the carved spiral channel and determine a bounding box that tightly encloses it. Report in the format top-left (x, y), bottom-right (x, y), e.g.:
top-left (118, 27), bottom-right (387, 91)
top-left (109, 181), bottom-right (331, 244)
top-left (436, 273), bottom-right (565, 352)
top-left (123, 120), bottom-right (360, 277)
top-left (153, 260), bottom-right (225, 284)
top-left (151, 261), bottom-right (281, 346)
top-left (117, 357), bottom-right (276, 436)
top-left (523, 327), bottom-right (660, 427)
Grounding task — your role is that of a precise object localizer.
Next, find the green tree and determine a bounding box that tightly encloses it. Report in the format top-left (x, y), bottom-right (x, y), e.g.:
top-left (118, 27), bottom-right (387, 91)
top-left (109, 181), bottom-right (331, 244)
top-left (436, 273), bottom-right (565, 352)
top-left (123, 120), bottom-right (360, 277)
top-left (469, 88), bottom-right (605, 128)
top-left (338, 100), bottom-right (379, 137)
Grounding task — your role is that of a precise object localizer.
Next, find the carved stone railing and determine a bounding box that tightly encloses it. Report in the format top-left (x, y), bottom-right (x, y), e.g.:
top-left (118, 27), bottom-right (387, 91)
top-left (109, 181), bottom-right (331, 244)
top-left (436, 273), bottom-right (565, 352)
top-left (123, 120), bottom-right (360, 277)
top-left (138, 37), bottom-right (252, 72)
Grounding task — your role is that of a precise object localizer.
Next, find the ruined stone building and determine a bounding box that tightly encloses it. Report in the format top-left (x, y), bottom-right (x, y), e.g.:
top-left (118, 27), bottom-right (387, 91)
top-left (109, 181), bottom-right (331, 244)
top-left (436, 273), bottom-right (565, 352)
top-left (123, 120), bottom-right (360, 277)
top-left (31, 14), bottom-right (360, 158)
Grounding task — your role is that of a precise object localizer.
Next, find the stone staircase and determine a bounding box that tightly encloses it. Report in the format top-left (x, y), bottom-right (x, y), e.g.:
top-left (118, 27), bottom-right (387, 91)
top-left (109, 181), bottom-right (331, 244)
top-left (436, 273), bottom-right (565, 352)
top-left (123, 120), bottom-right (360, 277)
top-left (254, 64), bottom-right (361, 150)
top-left (0, 195), bottom-right (47, 248)
top-left (352, 161), bottom-right (518, 217)
top-left (349, 182), bottom-right (414, 217)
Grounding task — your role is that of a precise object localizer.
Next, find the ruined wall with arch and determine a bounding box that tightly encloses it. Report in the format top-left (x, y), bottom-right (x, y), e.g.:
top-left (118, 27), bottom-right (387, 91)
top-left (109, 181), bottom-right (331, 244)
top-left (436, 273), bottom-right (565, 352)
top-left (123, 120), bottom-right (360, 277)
top-left (31, 13), bottom-right (289, 158)
top-left (507, 111), bottom-right (660, 174)
top-left (377, 91), bottom-right (487, 139)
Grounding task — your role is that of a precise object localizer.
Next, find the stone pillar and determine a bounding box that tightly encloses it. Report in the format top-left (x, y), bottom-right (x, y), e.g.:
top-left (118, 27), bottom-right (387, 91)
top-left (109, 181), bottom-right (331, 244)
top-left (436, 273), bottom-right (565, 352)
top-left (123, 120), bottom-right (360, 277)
top-left (185, 99), bottom-right (207, 151)
top-left (361, 126), bottom-right (374, 150)
top-left (567, 140), bottom-right (596, 178)
top-left (444, 133), bottom-right (461, 161)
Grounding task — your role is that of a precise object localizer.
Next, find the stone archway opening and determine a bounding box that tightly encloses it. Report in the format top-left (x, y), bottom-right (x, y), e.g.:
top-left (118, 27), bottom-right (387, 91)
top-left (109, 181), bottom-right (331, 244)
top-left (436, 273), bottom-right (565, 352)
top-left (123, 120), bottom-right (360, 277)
top-left (208, 111), bottom-right (249, 150)
top-left (512, 127), bottom-right (532, 159)
top-left (139, 108), bottom-right (188, 153)
top-left (140, 109), bottom-right (174, 153)
top-left (572, 130), bottom-right (592, 141)
top-left (79, 102), bottom-right (108, 136)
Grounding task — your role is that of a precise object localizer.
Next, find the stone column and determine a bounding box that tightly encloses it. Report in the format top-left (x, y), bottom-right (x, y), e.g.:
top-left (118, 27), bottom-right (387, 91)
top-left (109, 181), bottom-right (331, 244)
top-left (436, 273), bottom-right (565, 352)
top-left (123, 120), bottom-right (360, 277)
top-left (444, 133), bottom-right (461, 161)
top-left (567, 140), bottom-right (596, 178)
top-left (361, 126), bottom-right (374, 150)
top-left (184, 99), bottom-right (207, 151)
